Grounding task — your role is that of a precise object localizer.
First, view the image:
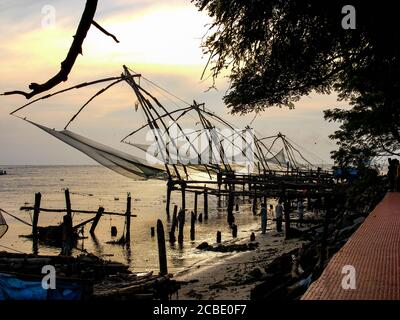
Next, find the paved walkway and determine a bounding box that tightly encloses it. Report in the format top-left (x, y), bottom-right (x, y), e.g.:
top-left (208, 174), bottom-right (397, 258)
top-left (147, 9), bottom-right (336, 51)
top-left (302, 192), bottom-right (400, 300)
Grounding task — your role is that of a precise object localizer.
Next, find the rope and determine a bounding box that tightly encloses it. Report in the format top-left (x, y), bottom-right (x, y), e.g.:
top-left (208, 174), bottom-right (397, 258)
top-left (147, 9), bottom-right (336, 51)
top-left (0, 244), bottom-right (26, 254)
top-left (0, 208), bottom-right (32, 227)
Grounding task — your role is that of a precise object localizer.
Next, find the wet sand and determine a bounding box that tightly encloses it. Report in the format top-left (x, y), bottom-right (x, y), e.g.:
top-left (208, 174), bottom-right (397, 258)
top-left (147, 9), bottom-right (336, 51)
top-left (173, 222), bottom-right (308, 300)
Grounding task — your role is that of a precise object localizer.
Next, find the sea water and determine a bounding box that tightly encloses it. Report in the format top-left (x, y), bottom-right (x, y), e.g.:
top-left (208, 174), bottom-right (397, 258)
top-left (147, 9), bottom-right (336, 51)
top-left (0, 165), bottom-right (261, 273)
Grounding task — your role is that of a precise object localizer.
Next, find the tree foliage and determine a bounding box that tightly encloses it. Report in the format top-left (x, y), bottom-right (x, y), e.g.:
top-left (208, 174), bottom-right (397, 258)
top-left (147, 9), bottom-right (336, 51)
top-left (194, 0), bottom-right (400, 165)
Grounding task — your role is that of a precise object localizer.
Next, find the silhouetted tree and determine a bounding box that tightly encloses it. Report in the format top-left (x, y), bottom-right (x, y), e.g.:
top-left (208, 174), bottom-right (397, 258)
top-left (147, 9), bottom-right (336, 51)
top-left (194, 0), bottom-right (400, 165)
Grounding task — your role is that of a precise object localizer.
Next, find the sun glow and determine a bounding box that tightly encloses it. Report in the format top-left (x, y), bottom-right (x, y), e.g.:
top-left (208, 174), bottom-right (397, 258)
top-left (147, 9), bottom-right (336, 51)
top-left (85, 5), bottom-right (211, 67)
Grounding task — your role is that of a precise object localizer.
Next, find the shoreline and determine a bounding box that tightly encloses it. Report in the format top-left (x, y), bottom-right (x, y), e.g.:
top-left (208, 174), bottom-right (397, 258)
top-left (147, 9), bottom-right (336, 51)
top-left (173, 221), bottom-right (308, 300)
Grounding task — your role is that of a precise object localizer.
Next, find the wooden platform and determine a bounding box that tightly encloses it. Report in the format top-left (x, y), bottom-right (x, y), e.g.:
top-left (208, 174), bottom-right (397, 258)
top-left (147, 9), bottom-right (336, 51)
top-left (302, 192), bottom-right (400, 300)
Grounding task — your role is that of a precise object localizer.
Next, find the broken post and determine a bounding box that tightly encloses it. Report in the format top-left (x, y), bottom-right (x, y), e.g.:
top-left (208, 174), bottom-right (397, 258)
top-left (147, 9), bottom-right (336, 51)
top-left (156, 219), bottom-right (168, 276)
top-left (89, 206), bottom-right (104, 235)
top-left (232, 224), bottom-right (238, 238)
top-left (216, 231), bottom-right (221, 244)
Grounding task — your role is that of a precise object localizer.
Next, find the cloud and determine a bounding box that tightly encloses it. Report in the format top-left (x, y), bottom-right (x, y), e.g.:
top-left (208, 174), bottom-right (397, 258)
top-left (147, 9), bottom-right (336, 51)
top-left (0, 0), bottom-right (348, 165)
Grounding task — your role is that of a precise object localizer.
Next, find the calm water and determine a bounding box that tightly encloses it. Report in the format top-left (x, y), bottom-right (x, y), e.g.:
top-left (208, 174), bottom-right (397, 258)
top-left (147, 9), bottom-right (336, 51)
top-left (0, 165), bottom-right (260, 273)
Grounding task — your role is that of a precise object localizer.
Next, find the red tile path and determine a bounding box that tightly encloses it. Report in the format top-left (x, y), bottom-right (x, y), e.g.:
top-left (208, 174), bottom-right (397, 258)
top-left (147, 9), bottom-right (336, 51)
top-left (302, 192), bottom-right (400, 300)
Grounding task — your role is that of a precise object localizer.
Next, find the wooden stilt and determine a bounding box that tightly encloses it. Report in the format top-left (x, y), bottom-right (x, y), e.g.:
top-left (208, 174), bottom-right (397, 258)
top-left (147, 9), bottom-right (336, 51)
top-left (194, 192), bottom-right (198, 216)
top-left (166, 179), bottom-right (172, 220)
top-left (181, 183), bottom-right (186, 213)
top-left (227, 187), bottom-right (235, 226)
top-left (32, 192), bottom-right (41, 254)
top-left (178, 210), bottom-right (185, 244)
top-left (190, 211), bottom-right (195, 241)
top-left (284, 198), bottom-right (291, 239)
top-left (204, 188), bottom-right (208, 221)
top-left (32, 192), bottom-right (41, 238)
top-left (65, 189), bottom-right (72, 218)
top-left (156, 219), bottom-right (168, 276)
top-left (172, 205), bottom-right (178, 232)
top-left (125, 193), bottom-right (132, 243)
top-left (61, 214), bottom-right (73, 256)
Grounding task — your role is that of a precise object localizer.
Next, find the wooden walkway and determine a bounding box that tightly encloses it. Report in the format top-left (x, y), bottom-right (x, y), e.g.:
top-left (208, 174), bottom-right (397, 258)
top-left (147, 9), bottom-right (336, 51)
top-left (302, 192), bottom-right (400, 300)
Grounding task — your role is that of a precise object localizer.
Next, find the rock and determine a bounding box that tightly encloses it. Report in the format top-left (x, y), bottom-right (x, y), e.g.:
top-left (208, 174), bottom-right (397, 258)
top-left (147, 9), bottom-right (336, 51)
top-left (197, 242), bottom-right (210, 250)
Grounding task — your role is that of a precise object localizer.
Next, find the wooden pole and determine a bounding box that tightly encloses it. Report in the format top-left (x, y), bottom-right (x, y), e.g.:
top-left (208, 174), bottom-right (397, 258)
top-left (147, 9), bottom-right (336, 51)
top-left (151, 227), bottom-right (155, 237)
top-left (181, 182), bottom-right (186, 213)
top-left (190, 211), bottom-right (195, 241)
top-left (125, 193), bottom-right (132, 242)
top-left (90, 207), bottom-right (104, 235)
top-left (156, 219), bottom-right (168, 276)
top-left (178, 210), bottom-right (185, 244)
top-left (194, 192), bottom-right (198, 216)
top-left (166, 179), bottom-right (172, 220)
top-left (62, 214), bottom-right (73, 256)
top-left (227, 187), bottom-right (235, 226)
top-left (32, 192), bottom-right (41, 254)
top-left (32, 192), bottom-right (41, 238)
top-left (204, 188), bottom-right (208, 221)
top-left (65, 189), bottom-right (72, 218)
top-left (284, 198), bottom-right (291, 239)
top-left (172, 205), bottom-right (178, 232)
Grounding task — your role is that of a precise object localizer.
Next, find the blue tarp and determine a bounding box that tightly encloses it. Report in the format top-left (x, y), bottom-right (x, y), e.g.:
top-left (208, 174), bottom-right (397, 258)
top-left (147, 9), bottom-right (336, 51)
top-left (0, 273), bottom-right (83, 300)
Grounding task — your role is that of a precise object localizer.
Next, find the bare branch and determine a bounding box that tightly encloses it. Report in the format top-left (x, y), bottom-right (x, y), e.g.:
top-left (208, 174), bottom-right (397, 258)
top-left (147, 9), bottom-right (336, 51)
top-left (92, 20), bottom-right (120, 43)
top-left (2, 0), bottom-right (99, 99)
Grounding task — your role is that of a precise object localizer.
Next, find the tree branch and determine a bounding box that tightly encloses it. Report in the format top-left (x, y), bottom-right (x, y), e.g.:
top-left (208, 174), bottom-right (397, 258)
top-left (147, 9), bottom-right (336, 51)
top-left (2, 0), bottom-right (99, 99)
top-left (92, 20), bottom-right (119, 43)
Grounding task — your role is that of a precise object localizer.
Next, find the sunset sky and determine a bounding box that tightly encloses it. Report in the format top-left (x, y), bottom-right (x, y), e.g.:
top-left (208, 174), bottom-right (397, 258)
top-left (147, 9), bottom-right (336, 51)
top-left (0, 0), bottom-right (347, 166)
